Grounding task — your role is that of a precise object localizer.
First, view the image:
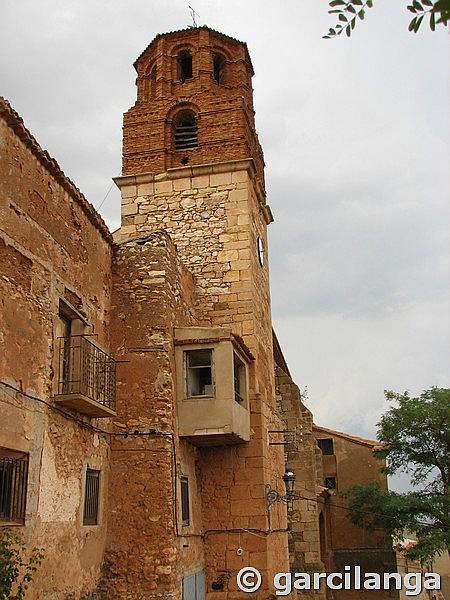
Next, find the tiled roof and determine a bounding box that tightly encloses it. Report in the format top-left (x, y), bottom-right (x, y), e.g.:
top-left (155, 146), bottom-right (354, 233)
top-left (313, 424), bottom-right (383, 449)
top-left (0, 97), bottom-right (113, 245)
top-left (134, 26), bottom-right (255, 75)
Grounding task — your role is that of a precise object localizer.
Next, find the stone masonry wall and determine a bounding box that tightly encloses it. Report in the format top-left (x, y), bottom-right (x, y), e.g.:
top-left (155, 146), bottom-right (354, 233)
top-left (101, 231), bottom-right (204, 600)
top-left (0, 98), bottom-right (113, 600)
top-left (275, 367), bottom-right (327, 600)
top-left (114, 161), bottom-right (289, 597)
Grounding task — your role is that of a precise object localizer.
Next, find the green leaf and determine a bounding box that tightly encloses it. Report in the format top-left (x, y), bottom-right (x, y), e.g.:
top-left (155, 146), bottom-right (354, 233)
top-left (366, 0), bottom-right (373, 7)
top-left (346, 24), bottom-right (352, 35)
top-left (351, 17), bottom-right (356, 28)
top-left (353, 0), bottom-right (363, 4)
top-left (329, 9), bottom-right (343, 13)
top-left (422, 0), bottom-right (433, 5)
top-left (407, 5), bottom-right (417, 12)
top-left (339, 13), bottom-right (348, 21)
top-left (348, 4), bottom-right (357, 12)
top-left (329, 0), bottom-right (346, 6)
top-left (413, 0), bottom-right (423, 9)
top-left (430, 10), bottom-right (436, 29)
top-left (358, 9), bottom-right (365, 19)
top-left (414, 13), bottom-right (424, 30)
top-left (408, 16), bottom-right (417, 30)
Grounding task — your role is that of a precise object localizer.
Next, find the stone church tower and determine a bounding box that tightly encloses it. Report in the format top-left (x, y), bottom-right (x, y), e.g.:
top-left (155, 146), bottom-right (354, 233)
top-left (107, 27), bottom-right (289, 599)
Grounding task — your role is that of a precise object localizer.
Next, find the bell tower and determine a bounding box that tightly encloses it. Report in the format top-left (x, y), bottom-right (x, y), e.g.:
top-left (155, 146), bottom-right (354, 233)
top-left (112, 26), bottom-right (288, 599)
top-left (121, 27), bottom-right (265, 184)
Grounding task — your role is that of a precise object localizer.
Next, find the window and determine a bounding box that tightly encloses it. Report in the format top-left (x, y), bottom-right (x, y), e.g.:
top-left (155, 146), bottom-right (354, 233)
top-left (257, 237), bottom-right (264, 266)
top-left (213, 53), bottom-right (225, 83)
top-left (174, 112), bottom-right (198, 151)
top-left (317, 438), bottom-right (334, 455)
top-left (0, 449), bottom-right (28, 524)
top-left (83, 468), bottom-right (100, 525)
top-left (325, 476), bottom-right (336, 490)
top-left (233, 353), bottom-right (246, 404)
top-left (185, 349), bottom-right (213, 397)
top-left (178, 50), bottom-right (193, 82)
top-left (181, 476), bottom-right (190, 526)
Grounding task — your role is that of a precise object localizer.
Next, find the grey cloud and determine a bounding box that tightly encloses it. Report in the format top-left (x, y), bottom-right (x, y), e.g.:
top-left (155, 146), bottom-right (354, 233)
top-left (1, 1), bottom-right (448, 473)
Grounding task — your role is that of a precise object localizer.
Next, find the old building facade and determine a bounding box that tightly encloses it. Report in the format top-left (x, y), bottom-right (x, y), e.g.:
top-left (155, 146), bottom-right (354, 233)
top-left (0, 26), bottom-right (397, 600)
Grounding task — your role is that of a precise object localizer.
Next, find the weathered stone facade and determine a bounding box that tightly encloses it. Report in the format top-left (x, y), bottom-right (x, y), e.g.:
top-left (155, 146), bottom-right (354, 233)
top-left (0, 25), bottom-right (398, 600)
top-left (0, 97), bottom-right (113, 599)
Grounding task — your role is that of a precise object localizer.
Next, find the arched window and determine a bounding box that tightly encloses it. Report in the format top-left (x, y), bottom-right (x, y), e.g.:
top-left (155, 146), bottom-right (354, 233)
top-left (213, 53), bottom-right (225, 84)
top-left (174, 111), bottom-right (198, 151)
top-left (178, 50), bottom-right (193, 82)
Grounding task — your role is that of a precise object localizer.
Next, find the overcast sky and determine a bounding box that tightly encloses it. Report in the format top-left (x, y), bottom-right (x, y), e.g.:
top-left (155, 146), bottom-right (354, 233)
top-left (1, 1), bottom-right (449, 485)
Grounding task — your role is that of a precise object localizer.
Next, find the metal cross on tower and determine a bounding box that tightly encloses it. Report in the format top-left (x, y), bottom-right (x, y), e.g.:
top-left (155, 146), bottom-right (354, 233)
top-left (188, 5), bottom-right (200, 27)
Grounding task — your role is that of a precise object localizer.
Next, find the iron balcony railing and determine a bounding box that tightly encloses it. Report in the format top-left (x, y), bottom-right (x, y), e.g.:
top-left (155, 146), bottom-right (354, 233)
top-left (57, 335), bottom-right (116, 411)
top-left (0, 455), bottom-right (28, 524)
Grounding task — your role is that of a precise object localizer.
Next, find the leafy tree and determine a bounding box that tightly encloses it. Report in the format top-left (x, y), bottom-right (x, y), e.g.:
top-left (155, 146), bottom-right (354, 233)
top-left (324, 0), bottom-right (450, 38)
top-left (345, 387), bottom-right (450, 562)
top-left (0, 529), bottom-right (43, 600)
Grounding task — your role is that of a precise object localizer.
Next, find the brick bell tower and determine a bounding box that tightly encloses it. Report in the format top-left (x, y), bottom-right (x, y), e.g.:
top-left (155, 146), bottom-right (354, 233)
top-left (112, 26), bottom-right (290, 599)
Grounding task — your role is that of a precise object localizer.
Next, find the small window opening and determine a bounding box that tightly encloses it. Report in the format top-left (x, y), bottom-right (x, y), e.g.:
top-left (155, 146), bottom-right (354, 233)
top-left (318, 438), bottom-right (334, 456)
top-left (186, 349), bottom-right (213, 397)
top-left (257, 237), bottom-right (265, 267)
top-left (83, 468), bottom-right (100, 525)
top-left (233, 353), bottom-right (246, 404)
top-left (0, 449), bottom-right (28, 524)
top-left (178, 51), bottom-right (193, 82)
top-left (181, 476), bottom-right (190, 525)
top-left (174, 112), bottom-right (198, 151)
top-left (213, 54), bottom-right (225, 84)
top-left (325, 476), bottom-right (336, 490)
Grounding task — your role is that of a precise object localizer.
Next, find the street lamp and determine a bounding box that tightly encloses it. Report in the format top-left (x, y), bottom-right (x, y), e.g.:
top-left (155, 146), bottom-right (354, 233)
top-left (265, 470), bottom-right (296, 511)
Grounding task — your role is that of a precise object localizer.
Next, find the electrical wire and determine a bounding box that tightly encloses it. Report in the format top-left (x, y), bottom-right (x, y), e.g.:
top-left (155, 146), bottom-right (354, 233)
top-left (0, 381), bottom-right (442, 531)
top-left (0, 380), bottom-right (172, 440)
top-left (96, 181), bottom-right (114, 211)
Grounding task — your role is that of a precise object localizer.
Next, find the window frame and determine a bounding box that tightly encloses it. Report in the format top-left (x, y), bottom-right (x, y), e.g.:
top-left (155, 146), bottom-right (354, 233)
top-left (178, 50), bottom-right (193, 82)
top-left (233, 351), bottom-right (247, 405)
top-left (82, 467), bottom-right (101, 526)
top-left (213, 53), bottom-right (226, 84)
top-left (184, 348), bottom-right (215, 400)
top-left (317, 438), bottom-right (334, 456)
top-left (174, 111), bottom-right (198, 152)
top-left (0, 448), bottom-right (29, 525)
top-left (325, 476), bottom-right (337, 490)
top-left (180, 476), bottom-right (190, 526)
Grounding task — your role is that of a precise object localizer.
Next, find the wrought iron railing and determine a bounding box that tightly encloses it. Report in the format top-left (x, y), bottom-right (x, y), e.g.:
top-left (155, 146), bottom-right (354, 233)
top-left (0, 455), bottom-right (28, 523)
top-left (57, 335), bottom-right (116, 411)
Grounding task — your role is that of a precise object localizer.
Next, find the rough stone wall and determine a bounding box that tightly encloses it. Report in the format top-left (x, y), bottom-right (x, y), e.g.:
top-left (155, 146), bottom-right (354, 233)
top-left (114, 161), bottom-right (288, 597)
top-left (100, 232), bottom-right (203, 600)
top-left (0, 99), bottom-right (113, 599)
top-left (125, 27), bottom-right (265, 185)
top-left (275, 367), bottom-right (327, 600)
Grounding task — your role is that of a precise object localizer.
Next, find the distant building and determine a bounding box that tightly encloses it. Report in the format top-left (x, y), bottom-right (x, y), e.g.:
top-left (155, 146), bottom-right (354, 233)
top-left (312, 425), bottom-right (397, 599)
top-left (0, 26), bottom-right (397, 600)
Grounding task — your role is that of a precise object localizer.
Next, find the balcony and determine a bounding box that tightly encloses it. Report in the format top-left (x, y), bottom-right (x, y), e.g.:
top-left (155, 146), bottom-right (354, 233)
top-left (175, 327), bottom-right (252, 445)
top-left (54, 335), bottom-right (117, 417)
